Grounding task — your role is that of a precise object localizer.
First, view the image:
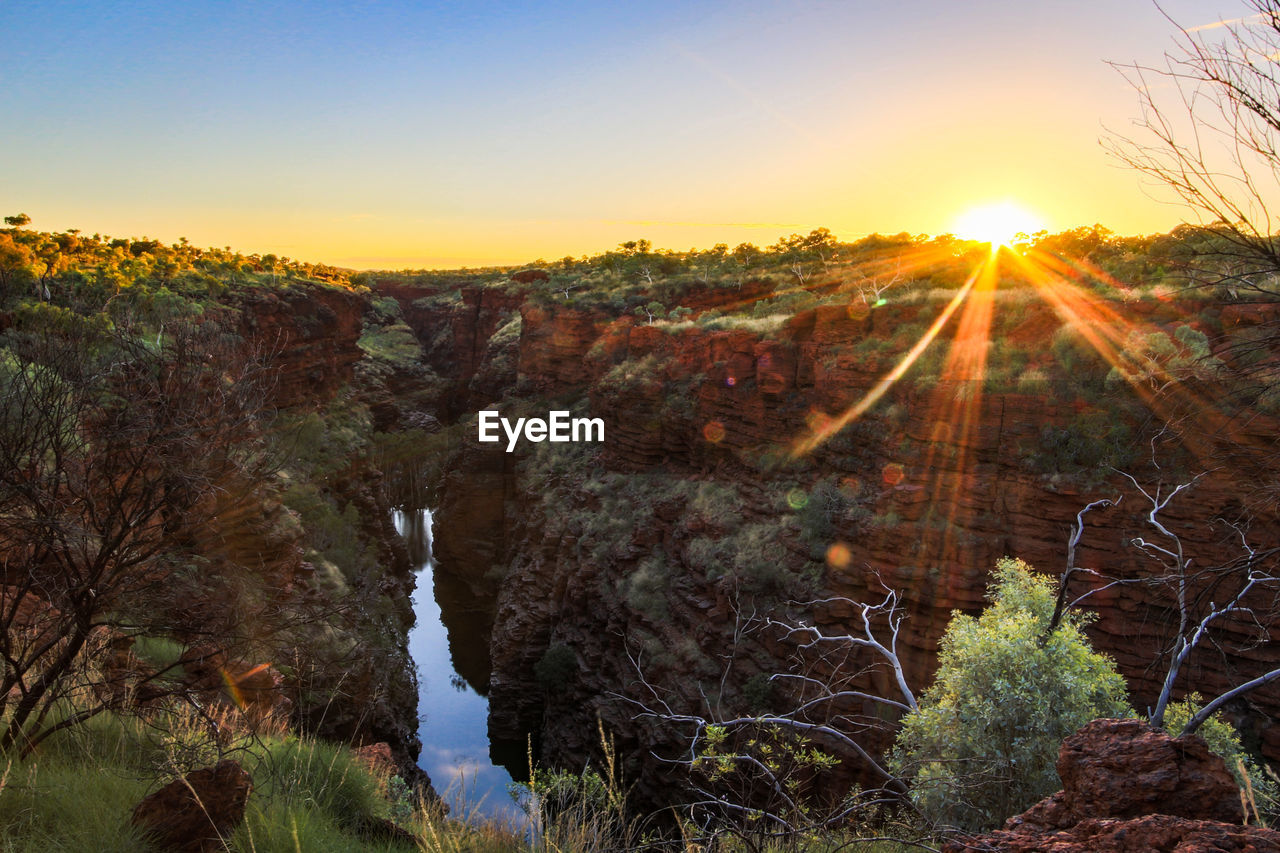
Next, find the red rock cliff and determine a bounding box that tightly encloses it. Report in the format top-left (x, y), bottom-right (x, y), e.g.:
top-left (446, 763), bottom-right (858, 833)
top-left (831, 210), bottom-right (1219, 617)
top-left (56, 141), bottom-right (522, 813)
top-left (424, 292), bottom-right (1280, 804)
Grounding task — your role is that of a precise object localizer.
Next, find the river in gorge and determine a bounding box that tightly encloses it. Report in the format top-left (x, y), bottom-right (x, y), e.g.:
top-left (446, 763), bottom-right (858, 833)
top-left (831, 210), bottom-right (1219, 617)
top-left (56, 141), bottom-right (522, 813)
top-left (392, 507), bottom-right (526, 823)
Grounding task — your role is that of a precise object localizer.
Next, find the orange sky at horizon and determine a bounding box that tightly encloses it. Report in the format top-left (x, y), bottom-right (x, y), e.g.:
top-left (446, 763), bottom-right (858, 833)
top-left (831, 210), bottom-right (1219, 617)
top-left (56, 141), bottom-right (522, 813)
top-left (0, 0), bottom-right (1239, 270)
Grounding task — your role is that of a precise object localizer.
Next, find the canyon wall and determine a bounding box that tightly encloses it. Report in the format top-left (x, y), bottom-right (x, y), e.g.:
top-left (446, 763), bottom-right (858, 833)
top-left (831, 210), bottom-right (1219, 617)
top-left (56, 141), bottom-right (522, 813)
top-left (212, 281), bottom-right (425, 778)
top-left (379, 279), bottom-right (1280, 805)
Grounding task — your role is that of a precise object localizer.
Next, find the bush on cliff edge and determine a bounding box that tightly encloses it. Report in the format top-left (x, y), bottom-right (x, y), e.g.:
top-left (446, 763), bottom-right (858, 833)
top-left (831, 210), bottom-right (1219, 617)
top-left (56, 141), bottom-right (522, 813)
top-left (890, 557), bottom-right (1132, 831)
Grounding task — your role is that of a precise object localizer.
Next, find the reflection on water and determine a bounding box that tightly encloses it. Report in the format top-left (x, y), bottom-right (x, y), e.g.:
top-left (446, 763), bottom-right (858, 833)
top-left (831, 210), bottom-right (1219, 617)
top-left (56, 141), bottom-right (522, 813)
top-left (393, 508), bottom-right (524, 823)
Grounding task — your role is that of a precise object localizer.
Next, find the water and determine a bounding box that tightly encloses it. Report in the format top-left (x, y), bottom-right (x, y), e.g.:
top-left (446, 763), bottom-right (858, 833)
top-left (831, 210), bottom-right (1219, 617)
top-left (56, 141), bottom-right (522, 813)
top-left (393, 508), bottom-right (525, 823)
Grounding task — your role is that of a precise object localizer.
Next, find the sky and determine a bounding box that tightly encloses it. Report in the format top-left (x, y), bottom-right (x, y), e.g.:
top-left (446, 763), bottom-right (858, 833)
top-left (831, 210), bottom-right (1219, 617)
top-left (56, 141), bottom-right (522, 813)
top-left (0, 0), bottom-right (1243, 269)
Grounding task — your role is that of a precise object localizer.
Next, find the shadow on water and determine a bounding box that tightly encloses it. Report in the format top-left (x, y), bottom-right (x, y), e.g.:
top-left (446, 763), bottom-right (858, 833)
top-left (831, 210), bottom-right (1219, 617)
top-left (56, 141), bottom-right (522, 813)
top-left (393, 508), bottom-right (527, 823)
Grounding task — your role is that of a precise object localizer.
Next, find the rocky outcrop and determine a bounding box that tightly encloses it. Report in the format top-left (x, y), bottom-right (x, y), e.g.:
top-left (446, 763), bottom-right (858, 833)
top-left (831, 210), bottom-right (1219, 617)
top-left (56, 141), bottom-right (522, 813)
top-left (354, 741), bottom-right (397, 779)
top-left (430, 441), bottom-right (515, 693)
top-left (374, 280), bottom-right (525, 416)
top-left (518, 303), bottom-right (612, 392)
top-left (131, 760), bottom-right (253, 853)
top-left (945, 718), bottom-right (1280, 852)
top-left (1010, 719), bottom-right (1243, 829)
top-left (214, 280), bottom-right (426, 786)
top-left (231, 283), bottom-right (366, 409)
top-left (293, 467), bottom-right (423, 780)
top-left (947, 816), bottom-right (1280, 852)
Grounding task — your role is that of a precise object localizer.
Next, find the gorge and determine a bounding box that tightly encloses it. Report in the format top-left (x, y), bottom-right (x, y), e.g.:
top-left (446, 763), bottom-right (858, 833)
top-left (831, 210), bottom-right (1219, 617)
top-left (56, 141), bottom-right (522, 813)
top-left (359, 235), bottom-right (1280, 813)
top-left (2, 225), bottom-right (1279, 845)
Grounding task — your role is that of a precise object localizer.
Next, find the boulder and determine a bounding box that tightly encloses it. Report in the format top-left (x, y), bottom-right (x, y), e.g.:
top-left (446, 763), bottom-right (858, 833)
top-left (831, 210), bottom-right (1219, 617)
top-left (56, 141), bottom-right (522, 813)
top-left (945, 719), bottom-right (1280, 852)
top-left (354, 741), bottom-right (397, 779)
top-left (948, 814), bottom-right (1280, 852)
top-left (510, 268), bottom-right (549, 283)
top-left (1017, 718), bottom-right (1244, 830)
top-left (131, 760), bottom-right (253, 852)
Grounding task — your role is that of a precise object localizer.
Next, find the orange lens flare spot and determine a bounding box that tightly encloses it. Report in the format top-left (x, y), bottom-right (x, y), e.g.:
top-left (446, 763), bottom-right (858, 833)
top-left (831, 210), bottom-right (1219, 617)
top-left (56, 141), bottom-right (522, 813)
top-left (239, 662), bottom-right (272, 680)
top-left (219, 667), bottom-right (246, 710)
top-left (702, 420), bottom-right (726, 442)
top-left (881, 463), bottom-right (905, 486)
top-left (826, 542), bottom-right (852, 569)
top-left (805, 410), bottom-right (833, 431)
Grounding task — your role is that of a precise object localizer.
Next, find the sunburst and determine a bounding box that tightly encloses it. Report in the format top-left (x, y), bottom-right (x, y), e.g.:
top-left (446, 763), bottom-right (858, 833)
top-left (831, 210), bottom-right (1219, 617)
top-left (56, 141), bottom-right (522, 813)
top-left (953, 201), bottom-right (1045, 247)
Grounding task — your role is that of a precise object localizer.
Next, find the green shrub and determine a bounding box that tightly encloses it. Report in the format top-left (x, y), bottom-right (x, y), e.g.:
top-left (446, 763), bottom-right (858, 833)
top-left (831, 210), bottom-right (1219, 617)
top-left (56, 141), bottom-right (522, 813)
top-left (510, 725), bottom-right (636, 851)
top-left (1050, 325), bottom-right (1108, 398)
top-left (740, 672), bottom-right (776, 713)
top-left (0, 710), bottom-right (405, 853)
top-left (535, 644), bottom-right (577, 693)
top-left (1163, 697), bottom-right (1279, 820)
top-left (1026, 411), bottom-right (1135, 484)
top-left (1015, 367), bottom-right (1050, 394)
top-left (622, 555), bottom-right (671, 620)
top-left (891, 557), bottom-right (1132, 831)
top-left (688, 481), bottom-right (740, 525)
top-left (357, 322), bottom-right (422, 368)
top-left (796, 475), bottom-right (862, 557)
top-left (130, 635), bottom-right (187, 674)
top-left (0, 759), bottom-right (154, 852)
top-left (728, 522), bottom-right (799, 590)
top-left (370, 296), bottom-right (403, 321)
top-left (488, 312), bottom-right (522, 348)
top-left (247, 737), bottom-right (387, 831)
top-left (282, 482), bottom-right (368, 577)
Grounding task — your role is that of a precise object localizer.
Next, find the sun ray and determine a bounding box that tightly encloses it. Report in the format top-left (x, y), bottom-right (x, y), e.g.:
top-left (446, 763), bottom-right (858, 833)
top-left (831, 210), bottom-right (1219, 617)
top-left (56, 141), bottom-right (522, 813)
top-left (789, 257), bottom-right (992, 458)
top-left (1008, 247), bottom-right (1238, 467)
top-left (913, 254), bottom-right (1000, 576)
top-left (783, 226), bottom-right (1262, 581)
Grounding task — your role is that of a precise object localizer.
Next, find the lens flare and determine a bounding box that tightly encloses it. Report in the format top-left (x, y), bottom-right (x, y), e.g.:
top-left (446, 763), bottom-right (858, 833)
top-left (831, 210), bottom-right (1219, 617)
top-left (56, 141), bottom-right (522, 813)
top-left (789, 259), bottom-right (989, 457)
top-left (782, 227), bottom-right (1236, 579)
top-left (826, 542), bottom-right (853, 569)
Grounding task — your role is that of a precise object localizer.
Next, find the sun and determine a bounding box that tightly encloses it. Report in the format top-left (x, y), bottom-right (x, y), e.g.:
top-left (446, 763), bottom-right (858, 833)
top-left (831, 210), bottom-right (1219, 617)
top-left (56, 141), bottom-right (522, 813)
top-left (953, 201), bottom-right (1045, 247)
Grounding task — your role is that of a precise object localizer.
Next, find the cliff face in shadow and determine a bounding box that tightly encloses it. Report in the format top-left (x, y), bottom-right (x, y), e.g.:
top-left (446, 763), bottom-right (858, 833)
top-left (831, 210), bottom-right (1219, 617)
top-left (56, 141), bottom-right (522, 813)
top-left (200, 280), bottom-right (426, 780)
top-left (377, 276), bottom-right (1280, 806)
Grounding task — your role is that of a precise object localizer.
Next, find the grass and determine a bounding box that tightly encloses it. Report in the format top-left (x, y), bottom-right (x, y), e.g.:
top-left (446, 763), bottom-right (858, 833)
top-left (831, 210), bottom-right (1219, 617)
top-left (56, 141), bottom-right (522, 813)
top-left (0, 705), bottom-right (417, 853)
top-left (0, 699), bottom-right (947, 853)
top-left (0, 758), bottom-right (154, 852)
top-left (0, 711), bottom-right (157, 852)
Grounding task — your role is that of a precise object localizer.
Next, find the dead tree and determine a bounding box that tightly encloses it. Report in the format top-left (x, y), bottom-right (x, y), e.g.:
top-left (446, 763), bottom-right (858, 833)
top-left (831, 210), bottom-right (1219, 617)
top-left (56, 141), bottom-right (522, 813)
top-left (1106, 1), bottom-right (1280, 296)
top-left (851, 257), bottom-right (906, 306)
top-left (1121, 472), bottom-right (1280, 733)
top-left (1064, 471), bottom-right (1280, 737)
top-left (0, 313), bottom-right (275, 755)
top-left (617, 585), bottom-right (920, 843)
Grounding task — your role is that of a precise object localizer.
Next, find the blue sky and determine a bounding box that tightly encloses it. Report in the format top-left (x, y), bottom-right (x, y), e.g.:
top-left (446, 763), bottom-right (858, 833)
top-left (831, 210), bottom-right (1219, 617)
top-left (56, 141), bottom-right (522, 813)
top-left (0, 0), bottom-right (1234, 267)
